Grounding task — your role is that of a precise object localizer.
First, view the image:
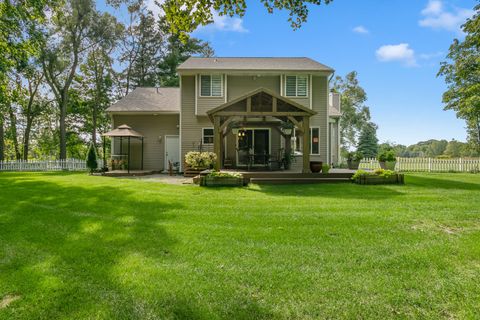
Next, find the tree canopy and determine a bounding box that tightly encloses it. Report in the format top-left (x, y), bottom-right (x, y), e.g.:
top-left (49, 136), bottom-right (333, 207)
top-left (438, 4), bottom-right (480, 154)
top-left (161, 0), bottom-right (333, 40)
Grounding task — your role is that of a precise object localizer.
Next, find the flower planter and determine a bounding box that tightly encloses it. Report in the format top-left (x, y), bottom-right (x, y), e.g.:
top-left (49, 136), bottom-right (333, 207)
top-left (310, 161), bottom-right (323, 173)
top-left (379, 161), bottom-right (396, 170)
top-left (354, 173), bottom-right (404, 185)
top-left (203, 176), bottom-right (244, 187)
top-left (347, 160), bottom-right (360, 170)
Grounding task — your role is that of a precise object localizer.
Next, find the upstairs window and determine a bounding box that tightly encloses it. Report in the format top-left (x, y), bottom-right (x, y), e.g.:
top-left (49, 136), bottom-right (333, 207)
top-left (202, 128), bottom-right (214, 144)
top-left (285, 75), bottom-right (308, 97)
top-left (200, 75), bottom-right (223, 97)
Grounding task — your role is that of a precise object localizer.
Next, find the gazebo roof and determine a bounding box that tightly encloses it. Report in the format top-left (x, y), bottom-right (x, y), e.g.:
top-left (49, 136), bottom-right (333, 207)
top-left (103, 124), bottom-right (143, 137)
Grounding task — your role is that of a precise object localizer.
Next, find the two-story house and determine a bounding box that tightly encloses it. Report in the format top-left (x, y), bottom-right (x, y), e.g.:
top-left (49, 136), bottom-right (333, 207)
top-left (107, 57), bottom-right (341, 173)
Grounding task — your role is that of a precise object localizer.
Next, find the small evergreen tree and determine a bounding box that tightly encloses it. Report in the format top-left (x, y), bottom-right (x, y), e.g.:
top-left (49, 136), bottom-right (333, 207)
top-left (86, 143), bottom-right (98, 173)
top-left (357, 123), bottom-right (378, 158)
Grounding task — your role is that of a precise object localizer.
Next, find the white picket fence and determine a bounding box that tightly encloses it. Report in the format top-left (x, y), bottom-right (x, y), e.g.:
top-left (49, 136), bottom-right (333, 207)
top-left (356, 157), bottom-right (480, 173)
top-left (0, 159), bottom-right (104, 172)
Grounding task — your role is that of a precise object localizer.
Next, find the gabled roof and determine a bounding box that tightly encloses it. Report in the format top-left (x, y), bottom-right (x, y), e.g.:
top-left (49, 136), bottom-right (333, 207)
top-left (106, 87), bottom-right (180, 113)
top-left (178, 57), bottom-right (334, 73)
top-left (207, 87), bottom-right (317, 120)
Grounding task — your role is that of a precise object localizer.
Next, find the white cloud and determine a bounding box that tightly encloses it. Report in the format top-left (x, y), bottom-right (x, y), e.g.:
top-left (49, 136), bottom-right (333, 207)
top-left (376, 43), bottom-right (417, 67)
top-left (419, 0), bottom-right (474, 33)
top-left (211, 11), bottom-right (248, 33)
top-left (353, 26), bottom-right (369, 34)
top-left (194, 11), bottom-right (248, 34)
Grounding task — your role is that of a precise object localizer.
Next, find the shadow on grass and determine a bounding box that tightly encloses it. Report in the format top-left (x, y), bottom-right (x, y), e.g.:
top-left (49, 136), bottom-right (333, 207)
top-left (406, 174), bottom-right (480, 191)
top-left (246, 182), bottom-right (405, 199)
top-left (0, 174), bottom-right (275, 319)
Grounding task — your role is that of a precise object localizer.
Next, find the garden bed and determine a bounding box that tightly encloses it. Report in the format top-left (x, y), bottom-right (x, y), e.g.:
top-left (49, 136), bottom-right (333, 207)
top-left (200, 171), bottom-right (244, 187)
top-left (352, 169), bottom-right (404, 185)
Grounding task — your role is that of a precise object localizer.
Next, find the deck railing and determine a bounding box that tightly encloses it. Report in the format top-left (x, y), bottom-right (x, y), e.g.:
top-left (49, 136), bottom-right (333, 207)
top-left (0, 159), bottom-right (104, 172)
top-left (349, 157), bottom-right (480, 172)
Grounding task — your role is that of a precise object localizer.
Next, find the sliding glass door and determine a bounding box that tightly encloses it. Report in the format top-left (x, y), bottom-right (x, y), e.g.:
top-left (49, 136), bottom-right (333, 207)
top-left (237, 129), bottom-right (270, 166)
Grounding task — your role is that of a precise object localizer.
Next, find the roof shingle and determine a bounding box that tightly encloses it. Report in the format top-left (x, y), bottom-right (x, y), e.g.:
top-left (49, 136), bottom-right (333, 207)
top-left (178, 57), bottom-right (334, 72)
top-left (107, 87), bottom-right (180, 113)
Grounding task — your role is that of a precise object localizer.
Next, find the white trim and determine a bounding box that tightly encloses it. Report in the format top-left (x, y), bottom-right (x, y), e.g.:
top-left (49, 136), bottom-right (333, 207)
top-left (283, 74), bottom-right (309, 98)
top-left (310, 127), bottom-right (320, 155)
top-left (309, 74), bottom-right (313, 109)
top-left (235, 128), bottom-right (272, 167)
top-left (224, 74), bottom-right (228, 103)
top-left (199, 74), bottom-right (224, 97)
top-left (164, 135), bottom-right (180, 172)
top-left (280, 74), bottom-right (283, 96)
top-left (201, 127), bottom-right (214, 145)
top-left (194, 74), bottom-right (198, 116)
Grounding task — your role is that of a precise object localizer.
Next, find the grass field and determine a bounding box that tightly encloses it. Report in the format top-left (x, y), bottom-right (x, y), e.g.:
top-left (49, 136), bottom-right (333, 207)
top-left (1, 172), bottom-right (479, 319)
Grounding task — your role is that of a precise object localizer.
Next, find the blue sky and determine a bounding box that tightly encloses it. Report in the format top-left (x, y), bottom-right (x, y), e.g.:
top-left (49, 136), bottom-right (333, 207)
top-left (101, 0), bottom-right (477, 146)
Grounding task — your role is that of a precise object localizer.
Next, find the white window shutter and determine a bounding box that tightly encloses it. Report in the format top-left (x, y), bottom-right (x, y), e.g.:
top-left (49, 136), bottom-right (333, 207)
top-left (285, 76), bottom-right (297, 96)
top-left (211, 75), bottom-right (222, 96)
top-left (297, 76), bottom-right (308, 97)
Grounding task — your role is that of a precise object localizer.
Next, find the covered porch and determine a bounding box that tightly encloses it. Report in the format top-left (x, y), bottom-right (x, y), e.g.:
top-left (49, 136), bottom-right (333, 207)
top-left (207, 88), bottom-right (317, 173)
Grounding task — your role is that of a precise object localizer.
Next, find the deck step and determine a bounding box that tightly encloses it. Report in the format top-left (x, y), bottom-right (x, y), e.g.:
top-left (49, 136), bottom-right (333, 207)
top-left (249, 177), bottom-right (351, 185)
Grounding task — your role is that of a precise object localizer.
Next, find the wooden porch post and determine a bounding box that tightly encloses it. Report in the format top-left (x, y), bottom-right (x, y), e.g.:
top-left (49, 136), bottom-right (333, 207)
top-left (214, 116), bottom-right (222, 171)
top-left (302, 116), bottom-right (310, 173)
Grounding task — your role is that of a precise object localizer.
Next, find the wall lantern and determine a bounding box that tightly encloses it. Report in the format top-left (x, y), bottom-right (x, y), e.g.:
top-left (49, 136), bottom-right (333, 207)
top-left (232, 128), bottom-right (240, 135)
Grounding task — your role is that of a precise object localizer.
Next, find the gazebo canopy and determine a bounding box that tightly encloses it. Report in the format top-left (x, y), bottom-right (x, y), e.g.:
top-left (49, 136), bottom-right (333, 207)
top-left (103, 124), bottom-right (143, 138)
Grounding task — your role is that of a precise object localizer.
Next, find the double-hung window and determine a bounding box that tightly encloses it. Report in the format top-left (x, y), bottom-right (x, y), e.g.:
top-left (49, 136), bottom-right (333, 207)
top-left (285, 75), bottom-right (308, 97)
top-left (202, 128), bottom-right (214, 144)
top-left (200, 75), bottom-right (223, 97)
top-left (292, 127), bottom-right (320, 155)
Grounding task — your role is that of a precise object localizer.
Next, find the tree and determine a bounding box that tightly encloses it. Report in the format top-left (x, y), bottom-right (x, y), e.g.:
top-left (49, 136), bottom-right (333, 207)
top-left (160, 0), bottom-right (333, 40)
top-left (41, 0), bottom-right (120, 159)
top-left (157, 19), bottom-right (214, 87)
top-left (333, 71), bottom-right (373, 151)
top-left (86, 143), bottom-right (98, 172)
top-left (119, 5), bottom-right (163, 94)
top-left (0, 0), bottom-right (54, 160)
top-left (438, 4), bottom-right (480, 154)
top-left (357, 123), bottom-right (378, 158)
top-left (443, 139), bottom-right (463, 158)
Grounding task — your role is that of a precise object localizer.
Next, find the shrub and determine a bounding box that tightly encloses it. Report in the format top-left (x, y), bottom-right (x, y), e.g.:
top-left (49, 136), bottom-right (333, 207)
top-left (377, 150), bottom-right (396, 162)
top-left (352, 169), bottom-right (396, 180)
top-left (207, 171), bottom-right (242, 178)
top-left (322, 164), bottom-right (330, 173)
top-left (185, 151), bottom-right (217, 169)
top-left (86, 144), bottom-right (98, 173)
top-left (347, 151), bottom-right (364, 162)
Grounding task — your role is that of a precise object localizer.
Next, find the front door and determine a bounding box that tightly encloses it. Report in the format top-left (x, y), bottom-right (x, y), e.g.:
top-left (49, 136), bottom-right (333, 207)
top-left (164, 135), bottom-right (180, 171)
top-left (237, 129), bottom-right (270, 166)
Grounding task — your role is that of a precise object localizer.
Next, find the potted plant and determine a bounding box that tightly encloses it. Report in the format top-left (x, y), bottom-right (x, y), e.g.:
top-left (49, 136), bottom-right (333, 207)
top-left (280, 121), bottom-right (295, 135)
top-left (377, 150), bottom-right (396, 170)
top-left (310, 161), bottom-right (323, 173)
top-left (347, 151), bottom-right (363, 170)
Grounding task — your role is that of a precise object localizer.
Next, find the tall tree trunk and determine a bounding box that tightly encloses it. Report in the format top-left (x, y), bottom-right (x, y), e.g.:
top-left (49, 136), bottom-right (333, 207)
top-left (59, 99), bottom-right (67, 160)
top-left (8, 104), bottom-right (21, 160)
top-left (0, 112), bottom-right (4, 161)
top-left (92, 104), bottom-right (97, 146)
top-left (23, 117), bottom-right (33, 160)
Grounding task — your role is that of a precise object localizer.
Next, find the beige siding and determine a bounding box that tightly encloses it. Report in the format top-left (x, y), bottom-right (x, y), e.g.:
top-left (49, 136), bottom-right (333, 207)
top-left (310, 75), bottom-right (328, 163)
top-left (227, 75), bottom-right (280, 100)
top-left (112, 114), bottom-right (179, 171)
top-left (329, 119), bottom-right (340, 165)
top-left (181, 76), bottom-right (214, 166)
top-left (289, 97), bottom-right (310, 108)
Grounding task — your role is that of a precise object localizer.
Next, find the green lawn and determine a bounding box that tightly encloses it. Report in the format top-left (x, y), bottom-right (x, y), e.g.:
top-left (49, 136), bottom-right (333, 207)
top-left (1, 172), bottom-right (480, 319)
